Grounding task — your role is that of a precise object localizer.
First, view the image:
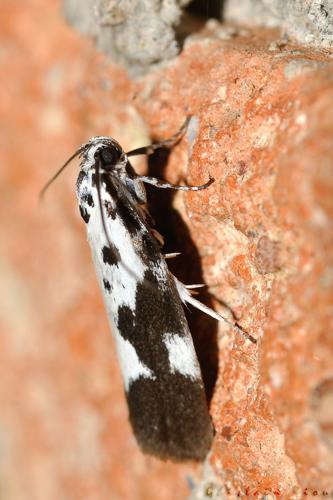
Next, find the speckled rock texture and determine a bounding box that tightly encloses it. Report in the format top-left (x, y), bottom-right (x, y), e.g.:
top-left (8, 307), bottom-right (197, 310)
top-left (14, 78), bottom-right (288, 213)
top-left (63, 0), bottom-right (191, 75)
top-left (2, 1), bottom-right (333, 499)
top-left (63, 0), bottom-right (333, 75)
top-left (224, 0), bottom-right (333, 49)
top-left (135, 22), bottom-right (333, 498)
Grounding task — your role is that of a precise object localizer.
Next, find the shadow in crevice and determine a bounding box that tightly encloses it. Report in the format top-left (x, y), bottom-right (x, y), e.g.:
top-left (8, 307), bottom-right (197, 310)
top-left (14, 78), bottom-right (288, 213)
top-left (186, 0), bottom-right (226, 20)
top-left (146, 147), bottom-right (218, 404)
top-left (176, 0), bottom-right (227, 49)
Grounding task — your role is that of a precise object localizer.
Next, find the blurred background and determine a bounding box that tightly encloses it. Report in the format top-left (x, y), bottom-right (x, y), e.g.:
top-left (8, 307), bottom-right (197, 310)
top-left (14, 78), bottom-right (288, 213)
top-left (0, 2), bottom-right (202, 499)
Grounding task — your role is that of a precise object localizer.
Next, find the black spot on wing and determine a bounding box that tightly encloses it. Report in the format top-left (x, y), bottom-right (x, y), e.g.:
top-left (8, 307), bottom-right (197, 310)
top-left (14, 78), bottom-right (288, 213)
top-left (117, 268), bottom-right (190, 375)
top-left (126, 375), bottom-right (213, 461)
top-left (100, 173), bottom-right (143, 235)
top-left (102, 246), bottom-right (121, 266)
top-left (117, 305), bottom-right (135, 335)
top-left (105, 201), bottom-right (117, 220)
top-left (116, 198), bottom-right (143, 235)
top-left (77, 171), bottom-right (94, 223)
top-left (103, 279), bottom-right (111, 292)
top-left (100, 173), bottom-right (118, 199)
top-left (138, 233), bottom-right (162, 264)
top-left (79, 204), bottom-right (90, 223)
top-left (76, 170), bottom-right (86, 188)
top-left (84, 193), bottom-right (94, 207)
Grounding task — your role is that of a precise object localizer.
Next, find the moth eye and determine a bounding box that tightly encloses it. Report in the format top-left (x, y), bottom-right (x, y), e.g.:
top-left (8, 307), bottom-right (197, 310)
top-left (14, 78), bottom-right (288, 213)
top-left (99, 147), bottom-right (121, 166)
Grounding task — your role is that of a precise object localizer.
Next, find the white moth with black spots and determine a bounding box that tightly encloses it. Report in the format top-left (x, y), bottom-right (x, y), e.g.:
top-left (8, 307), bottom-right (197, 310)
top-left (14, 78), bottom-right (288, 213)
top-left (41, 118), bottom-right (256, 462)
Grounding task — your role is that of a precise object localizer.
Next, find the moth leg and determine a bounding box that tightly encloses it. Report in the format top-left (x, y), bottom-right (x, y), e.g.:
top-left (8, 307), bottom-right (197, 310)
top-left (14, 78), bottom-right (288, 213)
top-left (173, 276), bottom-right (257, 344)
top-left (164, 252), bottom-right (181, 259)
top-left (126, 117), bottom-right (190, 157)
top-left (138, 175), bottom-right (214, 191)
top-left (183, 283), bottom-right (205, 296)
top-left (150, 228), bottom-right (164, 246)
top-left (185, 284), bottom-right (205, 289)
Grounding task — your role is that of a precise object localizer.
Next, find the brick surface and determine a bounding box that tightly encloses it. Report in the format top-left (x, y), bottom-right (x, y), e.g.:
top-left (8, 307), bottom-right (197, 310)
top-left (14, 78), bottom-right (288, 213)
top-left (134, 23), bottom-right (333, 498)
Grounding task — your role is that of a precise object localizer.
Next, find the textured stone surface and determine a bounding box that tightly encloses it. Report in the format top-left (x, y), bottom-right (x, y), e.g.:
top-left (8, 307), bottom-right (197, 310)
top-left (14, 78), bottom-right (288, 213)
top-left (63, 0), bottom-right (333, 75)
top-left (0, 2), bottom-right (198, 499)
top-left (63, 0), bottom-right (191, 75)
top-left (134, 22), bottom-right (333, 496)
top-left (224, 0), bottom-right (333, 49)
top-left (2, 2), bottom-right (333, 499)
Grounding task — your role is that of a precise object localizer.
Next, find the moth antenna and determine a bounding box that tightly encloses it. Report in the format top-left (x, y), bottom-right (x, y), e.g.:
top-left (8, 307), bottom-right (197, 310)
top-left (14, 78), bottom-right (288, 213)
top-left (39, 147), bottom-right (84, 201)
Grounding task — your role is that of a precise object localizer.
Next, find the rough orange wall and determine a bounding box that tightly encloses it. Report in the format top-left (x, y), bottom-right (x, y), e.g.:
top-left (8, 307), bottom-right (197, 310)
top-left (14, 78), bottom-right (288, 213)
top-left (135, 24), bottom-right (333, 498)
top-left (1, 1), bottom-right (333, 499)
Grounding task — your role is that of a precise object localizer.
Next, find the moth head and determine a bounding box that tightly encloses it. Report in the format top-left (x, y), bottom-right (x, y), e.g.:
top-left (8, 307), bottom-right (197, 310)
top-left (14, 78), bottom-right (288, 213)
top-left (81, 137), bottom-right (127, 173)
top-left (39, 135), bottom-right (127, 200)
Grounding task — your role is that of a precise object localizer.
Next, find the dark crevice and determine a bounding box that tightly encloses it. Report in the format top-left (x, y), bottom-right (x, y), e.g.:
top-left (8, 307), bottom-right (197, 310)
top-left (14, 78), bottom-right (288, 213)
top-left (176, 0), bottom-right (226, 50)
top-left (186, 0), bottom-right (225, 20)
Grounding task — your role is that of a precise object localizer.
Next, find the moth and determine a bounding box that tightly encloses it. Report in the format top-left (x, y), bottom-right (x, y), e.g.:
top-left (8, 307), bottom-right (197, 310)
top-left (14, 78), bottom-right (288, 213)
top-left (41, 119), bottom-right (254, 462)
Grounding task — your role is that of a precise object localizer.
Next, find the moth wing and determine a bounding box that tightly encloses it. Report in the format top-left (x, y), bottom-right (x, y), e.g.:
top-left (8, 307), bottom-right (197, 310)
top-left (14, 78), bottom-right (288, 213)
top-left (78, 171), bottom-right (213, 460)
